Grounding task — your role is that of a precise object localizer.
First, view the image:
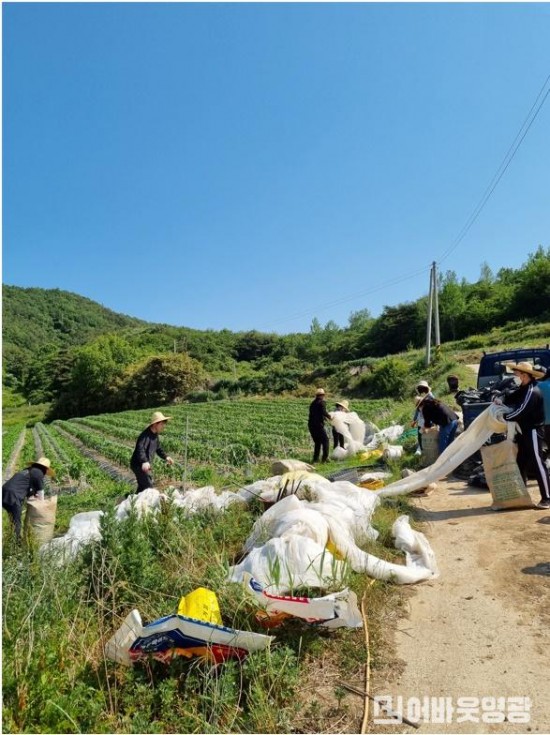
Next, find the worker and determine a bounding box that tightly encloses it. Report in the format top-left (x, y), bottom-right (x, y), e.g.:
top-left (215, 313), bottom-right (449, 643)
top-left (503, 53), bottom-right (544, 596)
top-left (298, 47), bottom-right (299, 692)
top-left (332, 400), bottom-right (350, 449)
top-left (130, 411), bottom-right (174, 493)
top-left (536, 366), bottom-right (550, 452)
top-left (2, 456), bottom-right (54, 540)
top-left (411, 381), bottom-right (434, 454)
top-left (497, 362), bottom-right (550, 510)
top-left (417, 394), bottom-right (459, 455)
top-left (308, 388), bottom-right (331, 463)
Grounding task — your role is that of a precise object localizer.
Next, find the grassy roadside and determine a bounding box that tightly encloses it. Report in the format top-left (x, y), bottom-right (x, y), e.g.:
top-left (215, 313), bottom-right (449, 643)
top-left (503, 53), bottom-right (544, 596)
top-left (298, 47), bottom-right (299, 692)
top-left (4, 322), bottom-right (548, 733)
top-left (2, 436), bottom-right (423, 734)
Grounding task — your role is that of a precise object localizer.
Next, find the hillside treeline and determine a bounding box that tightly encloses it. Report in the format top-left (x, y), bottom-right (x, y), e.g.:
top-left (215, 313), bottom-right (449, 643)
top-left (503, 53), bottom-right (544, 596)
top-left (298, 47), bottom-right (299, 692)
top-left (3, 247), bottom-right (550, 419)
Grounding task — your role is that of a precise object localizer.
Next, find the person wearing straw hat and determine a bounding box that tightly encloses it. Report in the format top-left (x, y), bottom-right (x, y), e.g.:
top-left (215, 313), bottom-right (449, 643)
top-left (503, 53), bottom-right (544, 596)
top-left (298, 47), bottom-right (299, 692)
top-left (417, 393), bottom-right (459, 455)
top-left (130, 411), bottom-right (174, 494)
top-left (308, 388), bottom-right (331, 463)
top-left (496, 362), bottom-right (550, 509)
top-left (332, 399), bottom-right (350, 449)
top-left (2, 457), bottom-right (54, 540)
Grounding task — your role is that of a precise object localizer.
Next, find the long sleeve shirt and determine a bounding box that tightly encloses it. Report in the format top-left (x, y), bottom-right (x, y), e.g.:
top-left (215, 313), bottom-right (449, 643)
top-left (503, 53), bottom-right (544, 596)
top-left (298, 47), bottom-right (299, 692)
top-left (308, 398), bottom-right (331, 430)
top-left (130, 428), bottom-right (168, 469)
top-left (421, 398), bottom-right (458, 429)
top-left (2, 467), bottom-right (45, 506)
top-left (503, 381), bottom-right (544, 431)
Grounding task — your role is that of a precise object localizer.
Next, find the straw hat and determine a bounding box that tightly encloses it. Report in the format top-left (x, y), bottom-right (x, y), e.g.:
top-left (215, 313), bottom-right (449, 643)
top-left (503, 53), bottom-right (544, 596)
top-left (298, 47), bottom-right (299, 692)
top-left (29, 456), bottom-right (55, 477)
top-left (505, 362), bottom-right (546, 379)
top-left (417, 380), bottom-right (431, 391)
top-left (335, 400), bottom-right (350, 411)
top-left (149, 411), bottom-right (172, 426)
top-left (315, 388), bottom-right (326, 396)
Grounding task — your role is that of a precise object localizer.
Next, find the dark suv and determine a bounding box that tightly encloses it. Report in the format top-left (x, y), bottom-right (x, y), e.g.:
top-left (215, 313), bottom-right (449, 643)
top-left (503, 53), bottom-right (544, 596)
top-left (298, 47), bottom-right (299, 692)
top-left (477, 346), bottom-right (550, 390)
top-left (460, 345), bottom-right (550, 430)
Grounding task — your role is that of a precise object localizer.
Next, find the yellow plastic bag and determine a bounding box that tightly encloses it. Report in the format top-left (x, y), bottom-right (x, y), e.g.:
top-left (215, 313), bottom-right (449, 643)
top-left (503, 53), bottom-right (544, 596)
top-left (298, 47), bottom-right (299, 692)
top-left (359, 479), bottom-right (385, 490)
top-left (177, 588), bottom-right (222, 625)
top-left (358, 449), bottom-right (383, 461)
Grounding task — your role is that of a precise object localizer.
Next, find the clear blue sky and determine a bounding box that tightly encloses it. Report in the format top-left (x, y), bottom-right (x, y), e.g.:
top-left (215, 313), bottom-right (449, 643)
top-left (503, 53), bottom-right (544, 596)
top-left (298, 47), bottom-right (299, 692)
top-left (4, 2), bottom-right (550, 334)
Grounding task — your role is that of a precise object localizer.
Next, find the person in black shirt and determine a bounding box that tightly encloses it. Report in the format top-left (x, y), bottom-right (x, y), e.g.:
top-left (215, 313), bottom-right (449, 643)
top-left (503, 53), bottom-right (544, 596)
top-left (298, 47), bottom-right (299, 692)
top-left (130, 412), bottom-right (174, 493)
top-left (418, 396), bottom-right (459, 455)
top-left (498, 361), bottom-right (550, 509)
top-left (308, 388), bottom-right (331, 463)
top-left (2, 456), bottom-right (54, 539)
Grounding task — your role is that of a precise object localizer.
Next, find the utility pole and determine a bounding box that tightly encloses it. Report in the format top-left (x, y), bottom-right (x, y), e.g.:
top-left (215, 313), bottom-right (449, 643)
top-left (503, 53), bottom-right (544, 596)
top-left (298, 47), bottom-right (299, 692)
top-left (425, 265), bottom-right (434, 367)
top-left (433, 261), bottom-right (441, 350)
top-left (425, 261), bottom-right (441, 366)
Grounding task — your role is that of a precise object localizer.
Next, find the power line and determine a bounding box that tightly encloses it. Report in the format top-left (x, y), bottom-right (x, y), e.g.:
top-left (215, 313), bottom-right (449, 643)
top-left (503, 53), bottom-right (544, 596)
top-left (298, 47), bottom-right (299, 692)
top-left (439, 73), bottom-right (550, 265)
top-left (264, 264), bottom-right (431, 329)
top-left (264, 74), bottom-right (550, 332)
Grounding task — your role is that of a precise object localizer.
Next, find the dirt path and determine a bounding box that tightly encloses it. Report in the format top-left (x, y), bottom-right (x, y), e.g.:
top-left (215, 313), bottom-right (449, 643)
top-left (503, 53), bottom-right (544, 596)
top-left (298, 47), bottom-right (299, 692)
top-left (376, 478), bottom-right (550, 733)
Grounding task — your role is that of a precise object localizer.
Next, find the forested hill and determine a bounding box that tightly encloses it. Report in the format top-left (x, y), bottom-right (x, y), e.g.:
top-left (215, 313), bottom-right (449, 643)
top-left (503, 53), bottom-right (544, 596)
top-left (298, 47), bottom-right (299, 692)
top-left (3, 247), bottom-right (550, 418)
top-left (3, 285), bottom-right (145, 366)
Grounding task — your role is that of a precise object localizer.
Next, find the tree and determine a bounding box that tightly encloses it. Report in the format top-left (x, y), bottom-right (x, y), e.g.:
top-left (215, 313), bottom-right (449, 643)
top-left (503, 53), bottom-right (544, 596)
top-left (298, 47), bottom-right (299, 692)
top-left (347, 308), bottom-right (373, 332)
top-left (120, 353), bottom-right (208, 409)
top-left (50, 334), bottom-right (137, 417)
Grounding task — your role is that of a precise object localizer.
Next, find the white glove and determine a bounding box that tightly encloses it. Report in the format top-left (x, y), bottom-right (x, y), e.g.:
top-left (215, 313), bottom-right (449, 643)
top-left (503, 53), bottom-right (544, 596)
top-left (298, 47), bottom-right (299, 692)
top-left (166, 456), bottom-right (174, 466)
top-left (141, 462), bottom-right (151, 472)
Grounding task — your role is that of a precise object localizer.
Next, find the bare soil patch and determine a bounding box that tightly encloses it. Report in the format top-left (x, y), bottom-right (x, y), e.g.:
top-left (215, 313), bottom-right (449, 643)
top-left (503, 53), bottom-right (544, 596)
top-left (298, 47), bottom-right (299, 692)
top-left (373, 477), bottom-right (550, 734)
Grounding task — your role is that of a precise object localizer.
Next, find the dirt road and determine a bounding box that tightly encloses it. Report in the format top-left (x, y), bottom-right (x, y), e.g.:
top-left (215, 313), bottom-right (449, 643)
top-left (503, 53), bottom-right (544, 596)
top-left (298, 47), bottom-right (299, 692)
top-left (376, 477), bottom-right (550, 734)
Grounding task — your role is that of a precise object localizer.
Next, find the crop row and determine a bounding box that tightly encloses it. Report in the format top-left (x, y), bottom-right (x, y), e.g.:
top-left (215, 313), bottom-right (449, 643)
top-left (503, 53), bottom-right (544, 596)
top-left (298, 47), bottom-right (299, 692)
top-left (2, 425), bottom-right (28, 481)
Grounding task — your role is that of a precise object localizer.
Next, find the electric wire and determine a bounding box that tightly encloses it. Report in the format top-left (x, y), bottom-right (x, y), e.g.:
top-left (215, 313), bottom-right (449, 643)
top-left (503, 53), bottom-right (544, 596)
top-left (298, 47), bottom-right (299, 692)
top-left (264, 264), bottom-right (431, 328)
top-left (439, 73), bottom-right (550, 265)
top-left (264, 75), bottom-right (549, 331)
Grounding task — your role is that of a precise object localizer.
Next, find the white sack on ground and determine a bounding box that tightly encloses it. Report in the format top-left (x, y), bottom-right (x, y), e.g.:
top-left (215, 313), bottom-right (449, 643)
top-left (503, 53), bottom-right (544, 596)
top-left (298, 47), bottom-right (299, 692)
top-left (242, 573), bottom-right (363, 629)
top-left (271, 459), bottom-right (314, 475)
top-left (376, 404), bottom-right (510, 499)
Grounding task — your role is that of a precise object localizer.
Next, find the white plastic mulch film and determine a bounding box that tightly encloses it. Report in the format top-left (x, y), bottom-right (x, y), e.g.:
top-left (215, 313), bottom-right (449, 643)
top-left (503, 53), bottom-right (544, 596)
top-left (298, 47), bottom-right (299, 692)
top-left (41, 404), bottom-right (512, 603)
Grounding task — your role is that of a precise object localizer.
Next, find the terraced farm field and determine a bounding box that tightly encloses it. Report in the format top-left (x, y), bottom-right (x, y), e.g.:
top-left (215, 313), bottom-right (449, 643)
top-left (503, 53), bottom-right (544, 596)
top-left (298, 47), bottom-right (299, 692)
top-left (38, 397), bottom-right (398, 490)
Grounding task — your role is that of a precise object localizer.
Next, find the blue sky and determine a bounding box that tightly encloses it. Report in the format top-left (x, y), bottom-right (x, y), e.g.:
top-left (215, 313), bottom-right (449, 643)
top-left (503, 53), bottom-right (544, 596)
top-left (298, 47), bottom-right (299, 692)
top-left (4, 2), bottom-right (550, 334)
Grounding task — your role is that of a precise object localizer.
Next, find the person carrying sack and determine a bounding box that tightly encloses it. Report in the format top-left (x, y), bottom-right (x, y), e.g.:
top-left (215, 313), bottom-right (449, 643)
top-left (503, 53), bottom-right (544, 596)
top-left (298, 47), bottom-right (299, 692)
top-left (496, 361), bottom-right (550, 510)
top-left (130, 411), bottom-right (174, 493)
top-left (417, 395), bottom-right (459, 455)
top-left (2, 457), bottom-right (55, 540)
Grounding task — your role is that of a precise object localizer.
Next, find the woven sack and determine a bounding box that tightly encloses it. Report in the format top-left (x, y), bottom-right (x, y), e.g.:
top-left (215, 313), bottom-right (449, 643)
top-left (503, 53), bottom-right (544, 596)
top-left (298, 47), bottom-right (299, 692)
top-left (481, 441), bottom-right (534, 509)
top-left (24, 496), bottom-right (58, 547)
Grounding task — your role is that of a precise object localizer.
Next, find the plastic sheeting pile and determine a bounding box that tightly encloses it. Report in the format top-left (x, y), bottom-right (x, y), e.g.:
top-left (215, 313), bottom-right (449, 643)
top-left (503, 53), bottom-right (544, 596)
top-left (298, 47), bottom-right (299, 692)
top-left (230, 479), bottom-right (438, 591)
top-left (41, 405), bottom-right (510, 594)
top-left (330, 412), bottom-right (404, 460)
